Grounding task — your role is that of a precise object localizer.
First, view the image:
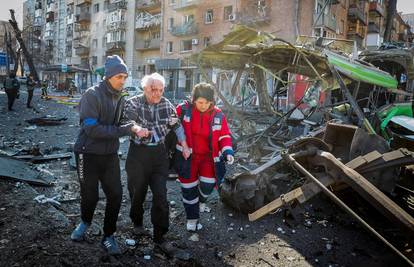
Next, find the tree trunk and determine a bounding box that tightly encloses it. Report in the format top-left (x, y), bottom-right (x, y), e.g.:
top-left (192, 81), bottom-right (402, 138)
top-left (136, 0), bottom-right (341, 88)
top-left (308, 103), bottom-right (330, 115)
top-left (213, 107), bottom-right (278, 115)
top-left (384, 0), bottom-right (397, 42)
top-left (8, 9), bottom-right (39, 82)
top-left (5, 31), bottom-right (17, 75)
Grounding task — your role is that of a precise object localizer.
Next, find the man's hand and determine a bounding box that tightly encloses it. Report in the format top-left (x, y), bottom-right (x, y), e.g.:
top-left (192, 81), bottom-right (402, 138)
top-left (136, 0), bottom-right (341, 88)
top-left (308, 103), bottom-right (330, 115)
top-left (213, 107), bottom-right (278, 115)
top-left (131, 125), bottom-right (142, 134)
top-left (226, 155), bottom-right (234, 165)
top-left (169, 116), bottom-right (179, 126)
top-left (136, 128), bottom-right (150, 138)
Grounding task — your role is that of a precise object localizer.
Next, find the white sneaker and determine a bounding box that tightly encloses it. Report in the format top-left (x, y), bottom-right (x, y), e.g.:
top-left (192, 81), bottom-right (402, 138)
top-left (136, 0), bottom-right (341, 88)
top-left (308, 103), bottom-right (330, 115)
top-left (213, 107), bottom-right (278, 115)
top-left (186, 219), bottom-right (203, 232)
top-left (199, 203), bottom-right (211, 213)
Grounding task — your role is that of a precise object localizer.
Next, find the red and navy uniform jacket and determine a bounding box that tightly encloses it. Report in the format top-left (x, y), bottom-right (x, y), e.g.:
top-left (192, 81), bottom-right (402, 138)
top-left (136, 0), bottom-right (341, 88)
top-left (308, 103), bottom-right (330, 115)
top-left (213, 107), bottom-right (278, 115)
top-left (174, 101), bottom-right (234, 184)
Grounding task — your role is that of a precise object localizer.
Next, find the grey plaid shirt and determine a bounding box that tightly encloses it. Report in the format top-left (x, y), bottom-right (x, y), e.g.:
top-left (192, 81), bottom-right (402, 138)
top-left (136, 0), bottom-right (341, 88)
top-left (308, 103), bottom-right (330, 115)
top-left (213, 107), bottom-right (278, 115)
top-left (122, 94), bottom-right (185, 145)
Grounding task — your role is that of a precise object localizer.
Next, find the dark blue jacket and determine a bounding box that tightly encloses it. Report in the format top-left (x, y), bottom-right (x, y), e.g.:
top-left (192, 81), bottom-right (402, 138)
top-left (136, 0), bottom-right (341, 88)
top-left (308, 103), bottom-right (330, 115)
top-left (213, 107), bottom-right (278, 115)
top-left (74, 81), bottom-right (133, 155)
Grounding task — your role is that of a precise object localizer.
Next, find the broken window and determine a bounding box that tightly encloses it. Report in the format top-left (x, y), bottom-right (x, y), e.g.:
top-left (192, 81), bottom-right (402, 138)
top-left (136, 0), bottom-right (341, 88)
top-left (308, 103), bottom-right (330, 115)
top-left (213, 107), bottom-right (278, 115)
top-left (205, 9), bottom-right (213, 24)
top-left (204, 36), bottom-right (211, 47)
top-left (167, 41), bottom-right (173, 53)
top-left (224, 6), bottom-right (233, 21)
top-left (93, 3), bottom-right (99, 13)
top-left (168, 17), bottom-right (174, 30)
top-left (184, 14), bottom-right (194, 24)
top-left (181, 40), bottom-right (192, 51)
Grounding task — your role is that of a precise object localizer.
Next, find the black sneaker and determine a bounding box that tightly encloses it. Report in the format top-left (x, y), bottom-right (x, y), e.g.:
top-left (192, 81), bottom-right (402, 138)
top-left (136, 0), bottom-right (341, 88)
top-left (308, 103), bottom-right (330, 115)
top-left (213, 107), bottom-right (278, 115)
top-left (101, 235), bottom-right (121, 255)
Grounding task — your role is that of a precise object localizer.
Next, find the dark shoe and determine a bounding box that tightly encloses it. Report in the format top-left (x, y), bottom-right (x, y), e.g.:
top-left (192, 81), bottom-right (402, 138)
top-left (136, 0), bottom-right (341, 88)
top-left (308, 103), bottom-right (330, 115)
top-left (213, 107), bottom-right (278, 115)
top-left (101, 235), bottom-right (121, 255)
top-left (27, 105), bottom-right (32, 108)
top-left (133, 225), bottom-right (151, 237)
top-left (70, 221), bottom-right (89, 241)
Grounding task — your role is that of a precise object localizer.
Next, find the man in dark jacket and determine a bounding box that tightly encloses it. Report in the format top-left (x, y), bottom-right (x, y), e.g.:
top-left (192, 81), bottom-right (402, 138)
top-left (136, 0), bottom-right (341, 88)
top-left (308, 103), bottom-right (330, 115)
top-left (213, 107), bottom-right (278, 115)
top-left (70, 55), bottom-right (141, 255)
top-left (26, 74), bottom-right (36, 108)
top-left (3, 72), bottom-right (20, 111)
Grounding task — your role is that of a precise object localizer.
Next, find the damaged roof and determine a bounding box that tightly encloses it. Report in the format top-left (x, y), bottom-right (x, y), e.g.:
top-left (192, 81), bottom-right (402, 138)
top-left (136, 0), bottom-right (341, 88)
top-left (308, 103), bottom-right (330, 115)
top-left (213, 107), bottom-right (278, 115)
top-left (195, 25), bottom-right (398, 90)
top-left (360, 48), bottom-right (414, 80)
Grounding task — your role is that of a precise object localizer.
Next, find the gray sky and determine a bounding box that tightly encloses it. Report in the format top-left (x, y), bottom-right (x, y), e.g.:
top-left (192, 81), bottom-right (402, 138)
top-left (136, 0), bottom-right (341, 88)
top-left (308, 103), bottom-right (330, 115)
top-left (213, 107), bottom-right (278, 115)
top-left (397, 0), bottom-right (414, 15)
top-left (0, 0), bottom-right (24, 26)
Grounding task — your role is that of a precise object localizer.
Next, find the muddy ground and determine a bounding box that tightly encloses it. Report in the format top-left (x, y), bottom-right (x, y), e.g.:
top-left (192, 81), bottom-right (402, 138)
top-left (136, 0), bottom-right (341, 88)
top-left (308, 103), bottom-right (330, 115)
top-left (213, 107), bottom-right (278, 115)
top-left (0, 87), bottom-right (406, 266)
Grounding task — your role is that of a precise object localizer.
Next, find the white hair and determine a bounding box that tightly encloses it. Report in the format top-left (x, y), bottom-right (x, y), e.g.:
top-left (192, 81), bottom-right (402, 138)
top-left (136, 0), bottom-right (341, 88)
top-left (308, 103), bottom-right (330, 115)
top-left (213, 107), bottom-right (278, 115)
top-left (141, 72), bottom-right (165, 88)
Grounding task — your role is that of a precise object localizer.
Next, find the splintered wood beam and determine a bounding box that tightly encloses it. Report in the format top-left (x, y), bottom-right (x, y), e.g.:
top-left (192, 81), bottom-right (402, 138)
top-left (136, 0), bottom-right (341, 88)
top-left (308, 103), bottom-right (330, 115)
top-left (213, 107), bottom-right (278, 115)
top-left (248, 175), bottom-right (334, 221)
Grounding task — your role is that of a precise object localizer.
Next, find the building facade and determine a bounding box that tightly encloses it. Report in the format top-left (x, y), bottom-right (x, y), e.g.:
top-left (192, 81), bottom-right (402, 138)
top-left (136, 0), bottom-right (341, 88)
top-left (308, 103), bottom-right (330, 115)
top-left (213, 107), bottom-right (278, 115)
top-left (22, 0), bottom-right (412, 91)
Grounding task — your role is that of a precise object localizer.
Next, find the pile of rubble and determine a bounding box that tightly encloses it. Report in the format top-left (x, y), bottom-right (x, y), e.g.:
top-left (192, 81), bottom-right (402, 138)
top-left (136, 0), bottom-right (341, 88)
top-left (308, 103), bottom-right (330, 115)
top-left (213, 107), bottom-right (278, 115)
top-left (195, 26), bottom-right (414, 265)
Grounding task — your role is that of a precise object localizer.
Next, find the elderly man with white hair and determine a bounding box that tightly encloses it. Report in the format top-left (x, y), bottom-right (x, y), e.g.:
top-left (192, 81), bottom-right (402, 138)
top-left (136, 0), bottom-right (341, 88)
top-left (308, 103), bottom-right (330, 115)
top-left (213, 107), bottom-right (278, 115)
top-left (123, 72), bottom-right (190, 252)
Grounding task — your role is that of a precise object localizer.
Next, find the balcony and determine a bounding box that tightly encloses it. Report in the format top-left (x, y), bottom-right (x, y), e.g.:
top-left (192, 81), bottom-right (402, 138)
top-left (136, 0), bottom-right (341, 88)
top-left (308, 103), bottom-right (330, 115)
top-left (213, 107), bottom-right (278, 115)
top-left (369, 1), bottom-right (384, 17)
top-left (368, 22), bottom-right (380, 33)
top-left (35, 2), bottom-right (42, 10)
top-left (74, 23), bottom-right (89, 32)
top-left (106, 41), bottom-right (126, 50)
top-left (348, 24), bottom-right (365, 38)
top-left (109, 0), bottom-right (128, 12)
top-left (348, 6), bottom-right (366, 25)
top-left (169, 21), bottom-right (198, 36)
top-left (35, 9), bottom-right (42, 18)
top-left (67, 29), bottom-right (74, 38)
top-left (75, 47), bottom-right (90, 56)
top-left (135, 13), bottom-right (161, 30)
top-left (135, 38), bottom-right (160, 50)
top-left (136, 0), bottom-right (161, 11)
top-left (313, 12), bottom-right (337, 31)
top-left (106, 21), bottom-right (127, 32)
top-left (73, 30), bottom-right (89, 41)
top-left (235, 7), bottom-right (271, 26)
top-left (33, 17), bottom-right (43, 26)
top-left (67, 14), bottom-right (74, 24)
top-left (44, 30), bottom-right (54, 41)
top-left (46, 12), bottom-right (55, 23)
top-left (174, 0), bottom-right (200, 11)
top-left (76, 11), bottom-right (91, 23)
top-left (66, 49), bottom-right (73, 58)
top-left (76, 0), bottom-right (91, 5)
top-left (73, 38), bottom-right (90, 48)
top-left (33, 26), bottom-right (42, 36)
top-left (46, 4), bottom-right (55, 13)
top-left (347, 23), bottom-right (365, 48)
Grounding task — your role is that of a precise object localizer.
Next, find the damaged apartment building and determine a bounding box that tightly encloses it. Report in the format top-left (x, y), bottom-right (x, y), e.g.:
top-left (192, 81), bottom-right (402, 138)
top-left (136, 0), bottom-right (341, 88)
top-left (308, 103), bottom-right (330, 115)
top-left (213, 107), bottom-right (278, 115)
top-left (22, 0), bottom-right (412, 95)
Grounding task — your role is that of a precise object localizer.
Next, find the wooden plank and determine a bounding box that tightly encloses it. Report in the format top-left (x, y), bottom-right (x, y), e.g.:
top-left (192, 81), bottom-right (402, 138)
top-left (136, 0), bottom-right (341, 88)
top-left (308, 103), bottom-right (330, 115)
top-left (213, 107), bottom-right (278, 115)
top-left (316, 151), bottom-right (414, 234)
top-left (248, 175), bottom-right (334, 221)
top-left (346, 150), bottom-right (382, 170)
top-left (248, 148), bottom-right (409, 222)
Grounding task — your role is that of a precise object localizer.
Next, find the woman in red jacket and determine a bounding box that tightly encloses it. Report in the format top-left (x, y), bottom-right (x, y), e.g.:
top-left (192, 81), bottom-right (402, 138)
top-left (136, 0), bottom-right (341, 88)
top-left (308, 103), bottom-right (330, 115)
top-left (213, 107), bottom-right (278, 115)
top-left (175, 83), bottom-right (234, 231)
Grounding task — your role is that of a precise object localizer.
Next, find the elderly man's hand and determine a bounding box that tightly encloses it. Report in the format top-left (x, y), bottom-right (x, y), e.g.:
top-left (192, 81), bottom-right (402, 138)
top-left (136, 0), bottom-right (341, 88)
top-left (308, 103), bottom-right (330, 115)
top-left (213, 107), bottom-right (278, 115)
top-left (131, 125), bottom-right (142, 134)
top-left (136, 128), bottom-right (150, 138)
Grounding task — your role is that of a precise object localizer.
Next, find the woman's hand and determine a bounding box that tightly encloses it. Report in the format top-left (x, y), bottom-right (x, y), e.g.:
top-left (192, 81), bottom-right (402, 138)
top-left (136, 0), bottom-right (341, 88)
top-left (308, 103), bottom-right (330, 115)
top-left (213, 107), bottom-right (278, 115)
top-left (181, 141), bottom-right (191, 160)
top-left (226, 155), bottom-right (234, 165)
